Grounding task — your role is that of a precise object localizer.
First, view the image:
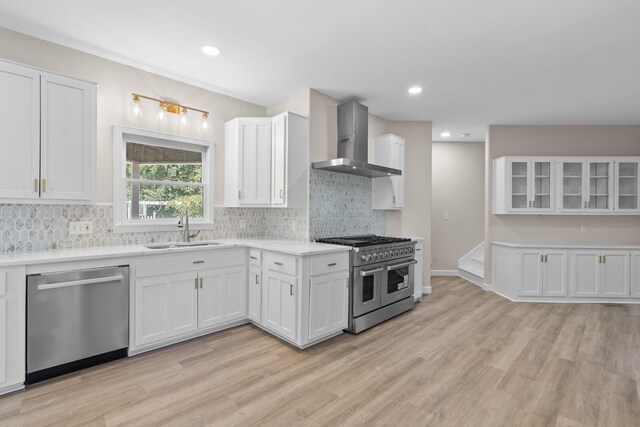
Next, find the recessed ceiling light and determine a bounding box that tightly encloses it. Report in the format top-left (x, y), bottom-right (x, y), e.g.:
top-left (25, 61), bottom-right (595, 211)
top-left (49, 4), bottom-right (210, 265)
top-left (459, 133), bottom-right (470, 138)
top-left (408, 86), bottom-right (422, 95)
top-left (201, 45), bottom-right (221, 57)
top-left (440, 131), bottom-right (451, 138)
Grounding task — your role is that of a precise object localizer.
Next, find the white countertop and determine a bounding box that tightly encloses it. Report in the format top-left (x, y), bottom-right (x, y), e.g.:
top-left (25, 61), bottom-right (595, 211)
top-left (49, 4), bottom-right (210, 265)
top-left (493, 241), bottom-right (640, 250)
top-left (0, 239), bottom-right (350, 267)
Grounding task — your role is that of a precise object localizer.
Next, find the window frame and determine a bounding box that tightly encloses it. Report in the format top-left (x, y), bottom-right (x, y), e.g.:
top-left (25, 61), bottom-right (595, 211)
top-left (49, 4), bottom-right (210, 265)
top-left (113, 125), bottom-right (215, 232)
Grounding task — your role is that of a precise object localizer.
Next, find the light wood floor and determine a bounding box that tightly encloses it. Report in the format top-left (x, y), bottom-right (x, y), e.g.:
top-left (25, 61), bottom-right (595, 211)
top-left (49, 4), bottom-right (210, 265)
top-left (2, 276), bottom-right (640, 426)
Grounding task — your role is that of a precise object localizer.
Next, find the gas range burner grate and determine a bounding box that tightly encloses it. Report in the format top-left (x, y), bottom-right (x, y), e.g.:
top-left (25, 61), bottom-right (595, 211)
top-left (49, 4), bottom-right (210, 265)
top-left (316, 235), bottom-right (412, 248)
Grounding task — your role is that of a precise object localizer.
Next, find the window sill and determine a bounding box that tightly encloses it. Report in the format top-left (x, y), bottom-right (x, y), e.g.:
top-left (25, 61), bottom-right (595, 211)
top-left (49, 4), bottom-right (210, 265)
top-left (113, 221), bottom-right (216, 234)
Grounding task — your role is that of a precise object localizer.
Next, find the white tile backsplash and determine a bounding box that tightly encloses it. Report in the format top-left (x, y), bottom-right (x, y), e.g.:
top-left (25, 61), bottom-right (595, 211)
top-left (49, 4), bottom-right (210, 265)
top-left (309, 170), bottom-right (386, 239)
top-left (0, 203), bottom-right (307, 252)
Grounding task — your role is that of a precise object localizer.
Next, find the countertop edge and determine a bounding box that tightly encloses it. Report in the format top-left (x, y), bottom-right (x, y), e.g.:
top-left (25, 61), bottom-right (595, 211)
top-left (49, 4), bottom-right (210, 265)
top-left (492, 241), bottom-right (640, 250)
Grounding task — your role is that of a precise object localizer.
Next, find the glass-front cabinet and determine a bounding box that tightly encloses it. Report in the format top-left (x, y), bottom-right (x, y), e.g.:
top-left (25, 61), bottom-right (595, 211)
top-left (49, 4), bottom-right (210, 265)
top-left (506, 157), bottom-right (554, 213)
top-left (557, 158), bottom-right (613, 213)
top-left (615, 158), bottom-right (640, 212)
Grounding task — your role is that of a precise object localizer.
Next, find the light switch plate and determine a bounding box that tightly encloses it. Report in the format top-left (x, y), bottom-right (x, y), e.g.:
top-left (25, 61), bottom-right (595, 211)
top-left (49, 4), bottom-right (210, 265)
top-left (69, 221), bottom-right (93, 235)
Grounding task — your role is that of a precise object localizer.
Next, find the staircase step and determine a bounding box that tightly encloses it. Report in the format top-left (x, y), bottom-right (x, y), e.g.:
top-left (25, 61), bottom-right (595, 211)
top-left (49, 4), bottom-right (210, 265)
top-left (458, 263), bottom-right (484, 279)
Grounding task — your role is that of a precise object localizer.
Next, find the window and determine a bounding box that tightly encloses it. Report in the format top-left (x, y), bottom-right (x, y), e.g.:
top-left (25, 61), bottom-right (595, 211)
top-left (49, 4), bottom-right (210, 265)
top-left (113, 126), bottom-right (214, 231)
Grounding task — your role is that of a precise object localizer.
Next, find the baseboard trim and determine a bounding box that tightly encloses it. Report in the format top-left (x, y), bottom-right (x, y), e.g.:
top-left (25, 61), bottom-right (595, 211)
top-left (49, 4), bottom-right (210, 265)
top-left (430, 270), bottom-right (457, 276)
top-left (422, 286), bottom-right (432, 294)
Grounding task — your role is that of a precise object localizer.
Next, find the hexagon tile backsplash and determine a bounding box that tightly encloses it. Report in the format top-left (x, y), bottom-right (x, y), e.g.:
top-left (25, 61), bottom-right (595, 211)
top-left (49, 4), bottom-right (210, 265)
top-left (0, 204), bottom-right (308, 253)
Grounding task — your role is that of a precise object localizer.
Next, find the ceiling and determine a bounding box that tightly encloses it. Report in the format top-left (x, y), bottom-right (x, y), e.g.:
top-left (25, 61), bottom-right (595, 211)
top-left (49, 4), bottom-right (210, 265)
top-left (0, 0), bottom-right (639, 142)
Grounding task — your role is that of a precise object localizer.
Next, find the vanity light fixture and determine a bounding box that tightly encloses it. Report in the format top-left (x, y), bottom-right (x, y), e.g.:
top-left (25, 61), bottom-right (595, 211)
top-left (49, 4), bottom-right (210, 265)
top-left (408, 86), bottom-right (422, 95)
top-left (131, 93), bottom-right (210, 129)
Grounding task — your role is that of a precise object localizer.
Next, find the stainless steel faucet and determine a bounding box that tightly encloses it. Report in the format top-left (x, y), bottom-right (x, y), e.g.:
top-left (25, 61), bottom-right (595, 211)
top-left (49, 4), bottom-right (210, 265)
top-left (177, 209), bottom-right (199, 242)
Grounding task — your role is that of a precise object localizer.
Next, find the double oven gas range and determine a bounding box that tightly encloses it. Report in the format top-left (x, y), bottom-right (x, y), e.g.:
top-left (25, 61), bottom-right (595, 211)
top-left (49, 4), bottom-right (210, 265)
top-left (316, 235), bottom-right (417, 333)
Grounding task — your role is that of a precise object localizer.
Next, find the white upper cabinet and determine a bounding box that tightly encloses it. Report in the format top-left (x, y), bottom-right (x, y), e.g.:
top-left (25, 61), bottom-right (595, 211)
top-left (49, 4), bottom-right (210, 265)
top-left (225, 118), bottom-right (272, 206)
top-left (614, 158), bottom-right (640, 213)
top-left (557, 157), bottom-right (613, 213)
top-left (225, 112), bottom-right (308, 208)
top-left (494, 156), bottom-right (637, 215)
top-left (495, 157), bottom-right (554, 214)
top-left (372, 134), bottom-right (405, 210)
top-left (0, 60), bottom-right (96, 203)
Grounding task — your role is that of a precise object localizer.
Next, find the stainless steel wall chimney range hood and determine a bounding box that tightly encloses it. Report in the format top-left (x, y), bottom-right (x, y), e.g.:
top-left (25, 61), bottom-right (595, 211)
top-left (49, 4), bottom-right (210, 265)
top-left (311, 101), bottom-right (401, 178)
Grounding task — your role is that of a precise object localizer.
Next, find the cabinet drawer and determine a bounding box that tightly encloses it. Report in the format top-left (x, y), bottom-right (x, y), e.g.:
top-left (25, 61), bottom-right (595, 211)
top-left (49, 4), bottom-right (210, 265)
top-left (136, 249), bottom-right (246, 278)
top-left (264, 252), bottom-right (297, 276)
top-left (310, 252), bottom-right (349, 276)
top-left (249, 249), bottom-right (262, 267)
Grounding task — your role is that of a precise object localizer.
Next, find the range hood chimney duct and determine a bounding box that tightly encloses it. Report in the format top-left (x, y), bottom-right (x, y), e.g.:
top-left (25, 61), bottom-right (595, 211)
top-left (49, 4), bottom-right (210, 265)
top-left (311, 101), bottom-right (401, 178)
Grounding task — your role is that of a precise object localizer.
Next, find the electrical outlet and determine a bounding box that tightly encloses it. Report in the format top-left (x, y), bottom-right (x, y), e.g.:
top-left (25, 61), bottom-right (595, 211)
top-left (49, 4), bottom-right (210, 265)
top-left (580, 226), bottom-right (586, 234)
top-left (444, 212), bottom-right (449, 220)
top-left (69, 221), bottom-right (93, 235)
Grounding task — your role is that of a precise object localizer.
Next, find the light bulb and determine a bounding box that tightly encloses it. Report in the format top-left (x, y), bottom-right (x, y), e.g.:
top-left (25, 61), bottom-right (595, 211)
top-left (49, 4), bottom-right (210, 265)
top-left (180, 108), bottom-right (188, 126)
top-left (201, 113), bottom-right (209, 129)
top-left (131, 95), bottom-right (142, 117)
top-left (157, 104), bottom-right (166, 122)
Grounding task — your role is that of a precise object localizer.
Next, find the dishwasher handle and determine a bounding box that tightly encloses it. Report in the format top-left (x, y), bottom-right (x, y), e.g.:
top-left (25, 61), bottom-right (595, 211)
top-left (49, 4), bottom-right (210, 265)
top-left (37, 274), bottom-right (125, 291)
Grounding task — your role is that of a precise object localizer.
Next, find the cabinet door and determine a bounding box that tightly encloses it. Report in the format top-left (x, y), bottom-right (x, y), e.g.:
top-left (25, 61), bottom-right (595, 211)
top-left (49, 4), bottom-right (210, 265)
top-left (543, 251), bottom-right (568, 296)
top-left (0, 61), bottom-right (40, 200)
top-left (614, 159), bottom-right (640, 213)
top-left (414, 243), bottom-right (423, 299)
top-left (40, 73), bottom-right (96, 201)
top-left (135, 273), bottom-right (198, 346)
top-left (263, 271), bottom-right (297, 340)
top-left (248, 266), bottom-right (262, 323)
top-left (558, 159), bottom-right (585, 212)
top-left (599, 252), bottom-right (629, 298)
top-left (585, 159), bottom-right (613, 212)
top-left (517, 251), bottom-right (543, 296)
top-left (271, 114), bottom-right (287, 206)
top-left (199, 266), bottom-right (246, 329)
top-left (308, 273), bottom-right (349, 340)
top-left (238, 120), bottom-right (271, 205)
top-left (507, 159), bottom-right (531, 212)
top-left (390, 139), bottom-right (405, 208)
top-left (631, 252), bottom-right (640, 298)
top-left (570, 252), bottom-right (599, 296)
top-left (530, 159), bottom-right (554, 212)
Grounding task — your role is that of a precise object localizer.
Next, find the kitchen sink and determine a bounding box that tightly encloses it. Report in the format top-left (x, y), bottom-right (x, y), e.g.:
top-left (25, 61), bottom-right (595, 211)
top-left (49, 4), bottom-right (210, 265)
top-left (144, 241), bottom-right (223, 250)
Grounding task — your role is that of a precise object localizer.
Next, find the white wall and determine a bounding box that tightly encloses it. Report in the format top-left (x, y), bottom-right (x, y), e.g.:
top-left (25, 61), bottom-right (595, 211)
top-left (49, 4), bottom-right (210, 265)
top-left (431, 141), bottom-right (485, 271)
top-left (0, 27), bottom-right (266, 205)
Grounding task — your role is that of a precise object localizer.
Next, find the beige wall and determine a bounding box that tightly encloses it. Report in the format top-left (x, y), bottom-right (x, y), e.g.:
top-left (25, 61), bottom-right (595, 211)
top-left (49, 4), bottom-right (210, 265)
top-left (485, 125), bottom-right (640, 283)
top-left (0, 27), bottom-right (266, 204)
top-left (266, 89), bottom-right (310, 117)
top-left (432, 141), bottom-right (485, 270)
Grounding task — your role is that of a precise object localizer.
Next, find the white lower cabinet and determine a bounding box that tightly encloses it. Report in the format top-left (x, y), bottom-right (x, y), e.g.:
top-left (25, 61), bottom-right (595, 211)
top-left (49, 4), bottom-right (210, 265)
top-left (248, 265), bottom-right (262, 323)
top-left (631, 252), bottom-right (640, 297)
top-left (308, 273), bottom-right (349, 341)
top-left (517, 250), bottom-right (567, 297)
top-left (132, 249), bottom-right (247, 352)
top-left (570, 250), bottom-right (629, 298)
top-left (198, 266), bottom-right (246, 329)
top-left (0, 267), bottom-right (26, 394)
top-left (414, 241), bottom-right (423, 299)
top-left (253, 250), bottom-right (350, 348)
top-left (494, 243), bottom-right (635, 302)
top-left (263, 270), bottom-right (297, 341)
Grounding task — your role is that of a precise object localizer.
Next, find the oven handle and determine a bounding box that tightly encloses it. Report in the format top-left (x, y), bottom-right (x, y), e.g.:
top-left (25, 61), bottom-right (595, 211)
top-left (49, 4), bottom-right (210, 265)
top-left (386, 260), bottom-right (418, 270)
top-left (359, 267), bottom-right (384, 276)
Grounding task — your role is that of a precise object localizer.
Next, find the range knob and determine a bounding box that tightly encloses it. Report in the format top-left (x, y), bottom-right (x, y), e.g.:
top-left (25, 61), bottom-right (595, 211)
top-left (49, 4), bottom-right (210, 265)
top-left (395, 250), bottom-right (400, 256)
top-left (373, 253), bottom-right (378, 261)
top-left (361, 254), bottom-right (367, 261)
top-left (385, 251), bottom-right (390, 258)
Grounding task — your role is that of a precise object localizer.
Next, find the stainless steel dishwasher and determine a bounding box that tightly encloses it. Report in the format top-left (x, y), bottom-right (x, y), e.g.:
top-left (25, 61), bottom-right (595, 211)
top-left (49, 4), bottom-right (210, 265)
top-left (26, 266), bottom-right (129, 384)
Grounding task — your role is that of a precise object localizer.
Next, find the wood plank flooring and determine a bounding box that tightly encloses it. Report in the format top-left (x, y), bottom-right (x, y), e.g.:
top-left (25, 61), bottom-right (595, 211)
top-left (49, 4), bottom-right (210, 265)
top-left (2, 276), bottom-right (639, 426)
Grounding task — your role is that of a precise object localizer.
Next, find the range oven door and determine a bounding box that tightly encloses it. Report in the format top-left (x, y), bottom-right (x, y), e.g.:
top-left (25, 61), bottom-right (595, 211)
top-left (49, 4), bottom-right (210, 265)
top-left (381, 258), bottom-right (417, 307)
top-left (352, 263), bottom-right (384, 317)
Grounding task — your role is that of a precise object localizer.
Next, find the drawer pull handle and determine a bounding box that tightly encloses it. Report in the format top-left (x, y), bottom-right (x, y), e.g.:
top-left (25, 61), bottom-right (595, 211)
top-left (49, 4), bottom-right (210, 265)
top-left (193, 260), bottom-right (205, 264)
top-left (200, 277), bottom-right (203, 289)
top-left (194, 277), bottom-right (198, 289)
top-left (274, 262), bottom-right (284, 266)
top-left (328, 262), bottom-right (337, 267)
top-left (290, 284), bottom-right (294, 296)
top-left (250, 256), bottom-right (258, 260)
top-left (255, 275), bottom-right (259, 284)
